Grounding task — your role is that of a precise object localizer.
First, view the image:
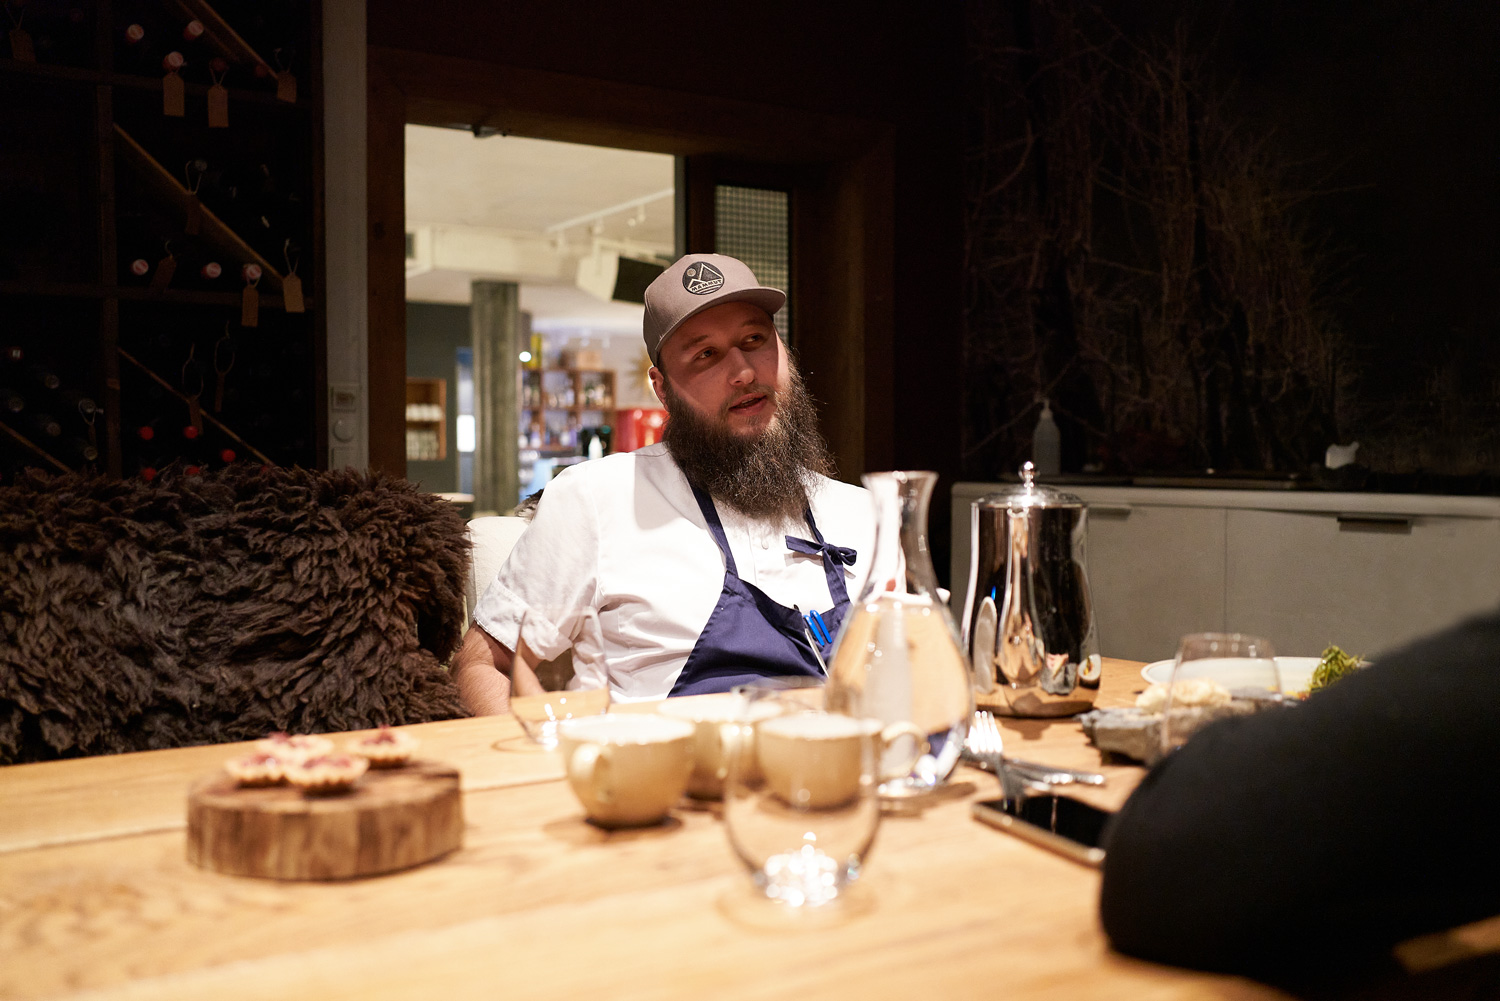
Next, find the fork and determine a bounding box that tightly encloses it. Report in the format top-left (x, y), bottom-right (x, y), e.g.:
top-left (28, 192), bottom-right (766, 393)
top-left (965, 710), bottom-right (1107, 786)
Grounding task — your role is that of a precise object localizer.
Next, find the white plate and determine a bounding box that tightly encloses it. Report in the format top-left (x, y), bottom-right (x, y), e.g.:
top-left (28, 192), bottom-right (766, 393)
top-left (1140, 656), bottom-right (1320, 695)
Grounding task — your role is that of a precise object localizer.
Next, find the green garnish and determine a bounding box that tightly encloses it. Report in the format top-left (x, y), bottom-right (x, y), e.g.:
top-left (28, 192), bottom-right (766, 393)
top-left (1310, 645), bottom-right (1361, 693)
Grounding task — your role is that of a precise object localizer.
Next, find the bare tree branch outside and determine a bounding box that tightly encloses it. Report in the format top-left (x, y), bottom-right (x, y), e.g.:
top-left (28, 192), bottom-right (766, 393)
top-left (963, 2), bottom-right (1395, 482)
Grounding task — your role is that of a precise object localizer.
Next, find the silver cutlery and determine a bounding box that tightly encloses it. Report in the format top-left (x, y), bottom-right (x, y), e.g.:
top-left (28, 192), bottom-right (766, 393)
top-left (964, 710), bottom-right (1107, 787)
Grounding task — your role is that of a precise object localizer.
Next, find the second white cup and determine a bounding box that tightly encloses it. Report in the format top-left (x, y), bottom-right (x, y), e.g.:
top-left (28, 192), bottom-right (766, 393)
top-left (557, 714), bottom-right (695, 828)
top-left (756, 713), bottom-right (926, 810)
top-left (656, 693), bottom-right (784, 799)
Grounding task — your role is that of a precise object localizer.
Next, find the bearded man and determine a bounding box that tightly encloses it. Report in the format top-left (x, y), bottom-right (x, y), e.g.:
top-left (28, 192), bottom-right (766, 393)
top-left (453, 254), bottom-right (875, 713)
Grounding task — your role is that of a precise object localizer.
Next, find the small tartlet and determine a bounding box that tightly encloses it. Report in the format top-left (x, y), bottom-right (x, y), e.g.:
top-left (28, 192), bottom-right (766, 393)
top-left (284, 754), bottom-right (369, 794)
top-left (349, 727), bottom-right (419, 768)
top-left (224, 751), bottom-right (286, 787)
top-left (254, 732), bottom-right (334, 763)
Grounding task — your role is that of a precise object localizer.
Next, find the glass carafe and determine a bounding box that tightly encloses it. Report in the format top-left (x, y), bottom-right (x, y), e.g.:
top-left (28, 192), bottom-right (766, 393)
top-left (825, 471), bottom-right (975, 797)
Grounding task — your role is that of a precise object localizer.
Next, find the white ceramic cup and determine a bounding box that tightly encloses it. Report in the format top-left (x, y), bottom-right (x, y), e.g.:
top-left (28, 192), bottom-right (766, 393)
top-left (756, 713), bottom-right (927, 810)
top-left (656, 693), bottom-right (784, 799)
top-left (556, 714), bottom-right (695, 827)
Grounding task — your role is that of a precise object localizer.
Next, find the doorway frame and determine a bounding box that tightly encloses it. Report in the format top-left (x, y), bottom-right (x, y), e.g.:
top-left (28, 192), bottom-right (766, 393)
top-left (366, 47), bottom-right (894, 480)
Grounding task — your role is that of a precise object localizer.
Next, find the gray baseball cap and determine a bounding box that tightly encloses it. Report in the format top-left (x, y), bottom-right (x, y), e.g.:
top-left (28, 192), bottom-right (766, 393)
top-left (642, 254), bottom-right (785, 367)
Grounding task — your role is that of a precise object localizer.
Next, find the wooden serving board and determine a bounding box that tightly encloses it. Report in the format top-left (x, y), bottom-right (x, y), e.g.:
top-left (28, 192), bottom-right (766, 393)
top-left (186, 760), bottom-right (462, 880)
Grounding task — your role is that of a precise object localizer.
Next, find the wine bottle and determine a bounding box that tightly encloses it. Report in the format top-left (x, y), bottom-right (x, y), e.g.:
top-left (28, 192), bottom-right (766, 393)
top-left (178, 425), bottom-right (219, 476)
top-left (210, 0), bottom-right (299, 87)
top-left (23, 5), bottom-right (92, 68)
top-left (26, 364), bottom-right (60, 392)
top-left (119, 234), bottom-right (223, 291)
top-left (177, 17), bottom-right (234, 86)
top-left (256, 163), bottom-right (302, 243)
top-left (113, 0), bottom-right (175, 77)
top-left (64, 437), bottom-right (99, 464)
top-left (117, 204), bottom-right (187, 286)
top-left (117, 20), bottom-right (153, 73)
top-left (27, 412), bottom-right (62, 439)
top-left (128, 423), bottom-right (164, 480)
top-left (0, 387), bottom-right (24, 415)
top-left (58, 389), bottom-right (99, 421)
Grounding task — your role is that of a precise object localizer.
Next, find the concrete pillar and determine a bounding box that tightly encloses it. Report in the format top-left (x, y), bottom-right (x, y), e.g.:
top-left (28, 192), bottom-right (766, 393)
top-left (471, 281), bottom-right (519, 515)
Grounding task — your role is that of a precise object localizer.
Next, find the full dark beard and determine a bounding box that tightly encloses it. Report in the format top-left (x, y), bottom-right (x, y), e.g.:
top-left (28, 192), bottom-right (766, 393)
top-left (661, 365), bottom-right (835, 521)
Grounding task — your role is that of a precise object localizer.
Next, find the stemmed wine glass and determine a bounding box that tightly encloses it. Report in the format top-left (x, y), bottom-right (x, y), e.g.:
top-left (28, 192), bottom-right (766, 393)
top-left (1159, 632), bottom-right (1280, 758)
top-left (721, 680), bottom-right (883, 908)
top-left (507, 606), bottom-right (610, 750)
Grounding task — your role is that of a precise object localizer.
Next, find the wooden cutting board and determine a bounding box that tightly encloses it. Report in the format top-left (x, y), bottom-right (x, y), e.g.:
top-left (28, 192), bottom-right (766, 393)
top-left (186, 760), bottom-right (462, 880)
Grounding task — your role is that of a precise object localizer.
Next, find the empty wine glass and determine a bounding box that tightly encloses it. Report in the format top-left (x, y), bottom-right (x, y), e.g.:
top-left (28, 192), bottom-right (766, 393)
top-left (508, 606), bottom-right (610, 750)
top-left (1159, 632), bottom-right (1280, 758)
top-left (721, 681), bottom-right (883, 908)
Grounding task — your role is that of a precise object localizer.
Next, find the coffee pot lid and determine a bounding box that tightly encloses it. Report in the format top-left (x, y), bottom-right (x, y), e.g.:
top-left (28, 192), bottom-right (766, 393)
top-left (974, 462), bottom-right (1085, 509)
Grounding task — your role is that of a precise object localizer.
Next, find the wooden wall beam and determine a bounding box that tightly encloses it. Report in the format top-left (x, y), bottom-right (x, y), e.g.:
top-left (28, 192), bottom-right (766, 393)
top-left (366, 67), bottom-right (407, 478)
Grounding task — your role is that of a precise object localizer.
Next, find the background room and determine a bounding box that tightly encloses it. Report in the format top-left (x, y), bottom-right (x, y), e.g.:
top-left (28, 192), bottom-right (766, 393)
top-left (402, 126), bottom-right (675, 512)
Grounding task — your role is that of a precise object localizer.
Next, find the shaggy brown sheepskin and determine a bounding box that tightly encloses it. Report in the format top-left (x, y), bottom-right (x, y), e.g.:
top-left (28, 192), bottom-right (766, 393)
top-left (0, 465), bottom-right (470, 764)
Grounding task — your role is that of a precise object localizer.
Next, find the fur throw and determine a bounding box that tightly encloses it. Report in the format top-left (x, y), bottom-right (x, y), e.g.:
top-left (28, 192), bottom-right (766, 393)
top-left (0, 465), bottom-right (470, 764)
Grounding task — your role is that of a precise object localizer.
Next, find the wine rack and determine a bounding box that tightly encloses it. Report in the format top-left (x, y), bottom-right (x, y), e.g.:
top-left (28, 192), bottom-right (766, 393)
top-left (0, 0), bottom-right (321, 484)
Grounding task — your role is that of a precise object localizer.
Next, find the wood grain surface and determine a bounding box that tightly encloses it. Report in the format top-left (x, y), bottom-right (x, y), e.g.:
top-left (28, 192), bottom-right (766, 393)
top-left (186, 761), bottom-right (462, 880)
top-left (0, 714), bottom-right (561, 854)
top-left (0, 659), bottom-right (1301, 1001)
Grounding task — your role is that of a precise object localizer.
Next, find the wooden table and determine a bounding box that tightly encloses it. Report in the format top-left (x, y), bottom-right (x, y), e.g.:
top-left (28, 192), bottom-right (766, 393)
top-left (0, 661), bottom-right (1293, 999)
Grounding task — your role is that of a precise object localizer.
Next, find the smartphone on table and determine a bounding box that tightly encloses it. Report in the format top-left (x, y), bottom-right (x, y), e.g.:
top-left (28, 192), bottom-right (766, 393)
top-left (971, 794), bottom-right (1113, 868)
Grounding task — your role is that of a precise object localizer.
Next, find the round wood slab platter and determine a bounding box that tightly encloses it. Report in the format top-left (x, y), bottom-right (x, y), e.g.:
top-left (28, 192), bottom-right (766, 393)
top-left (187, 760), bottom-right (462, 880)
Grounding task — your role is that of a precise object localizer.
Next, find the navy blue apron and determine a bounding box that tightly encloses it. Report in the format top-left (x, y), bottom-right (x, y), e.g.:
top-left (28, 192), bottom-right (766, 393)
top-left (667, 485), bottom-right (856, 697)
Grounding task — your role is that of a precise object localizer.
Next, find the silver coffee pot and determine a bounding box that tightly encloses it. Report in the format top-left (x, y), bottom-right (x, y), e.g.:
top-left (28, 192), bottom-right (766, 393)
top-left (961, 462), bottom-right (1101, 717)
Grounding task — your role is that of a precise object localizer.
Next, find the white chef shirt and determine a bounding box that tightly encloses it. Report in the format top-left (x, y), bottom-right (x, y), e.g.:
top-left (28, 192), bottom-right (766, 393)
top-left (471, 443), bottom-right (876, 701)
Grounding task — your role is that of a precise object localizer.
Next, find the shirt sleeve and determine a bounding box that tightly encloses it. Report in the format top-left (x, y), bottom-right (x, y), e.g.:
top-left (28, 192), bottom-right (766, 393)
top-left (470, 466), bottom-right (601, 662)
top-left (1097, 607), bottom-right (1500, 977)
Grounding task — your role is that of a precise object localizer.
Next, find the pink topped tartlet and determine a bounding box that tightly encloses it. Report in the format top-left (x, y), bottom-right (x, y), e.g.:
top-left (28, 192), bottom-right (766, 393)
top-left (349, 727), bottom-right (419, 768)
top-left (224, 751), bottom-right (285, 787)
top-left (254, 732), bottom-right (334, 763)
top-left (284, 754), bottom-right (369, 794)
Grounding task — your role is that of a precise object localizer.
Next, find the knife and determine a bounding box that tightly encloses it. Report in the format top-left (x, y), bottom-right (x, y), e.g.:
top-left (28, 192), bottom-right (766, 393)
top-left (961, 748), bottom-right (1106, 786)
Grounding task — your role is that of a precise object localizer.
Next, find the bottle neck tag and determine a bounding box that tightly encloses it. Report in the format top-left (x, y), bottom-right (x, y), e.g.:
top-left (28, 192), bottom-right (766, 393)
top-left (163, 71), bottom-right (185, 117)
top-left (207, 83), bottom-right (229, 128)
top-left (150, 254), bottom-right (177, 291)
top-left (281, 273), bottom-right (304, 313)
top-left (8, 27), bottom-right (34, 62)
top-left (241, 283), bottom-right (259, 327)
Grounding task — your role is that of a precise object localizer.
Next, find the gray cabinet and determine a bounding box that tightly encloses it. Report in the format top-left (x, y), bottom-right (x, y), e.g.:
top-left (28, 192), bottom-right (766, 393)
top-left (1225, 508), bottom-right (1500, 659)
top-left (1086, 504), bottom-right (1226, 662)
top-left (952, 483), bottom-right (1500, 664)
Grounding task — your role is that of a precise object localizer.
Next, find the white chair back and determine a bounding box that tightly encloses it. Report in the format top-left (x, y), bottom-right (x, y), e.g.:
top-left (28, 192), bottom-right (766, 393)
top-left (465, 516), bottom-right (530, 622)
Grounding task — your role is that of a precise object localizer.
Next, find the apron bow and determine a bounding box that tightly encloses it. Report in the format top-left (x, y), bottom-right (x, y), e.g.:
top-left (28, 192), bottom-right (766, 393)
top-left (785, 535), bottom-right (857, 567)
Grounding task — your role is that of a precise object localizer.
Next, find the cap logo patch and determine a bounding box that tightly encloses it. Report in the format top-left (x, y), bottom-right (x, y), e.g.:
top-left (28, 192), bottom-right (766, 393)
top-left (682, 261), bottom-right (725, 295)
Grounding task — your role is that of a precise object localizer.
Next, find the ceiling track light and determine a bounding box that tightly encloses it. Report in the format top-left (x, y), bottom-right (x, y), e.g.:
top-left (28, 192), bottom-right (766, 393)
top-left (544, 187), bottom-right (675, 236)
